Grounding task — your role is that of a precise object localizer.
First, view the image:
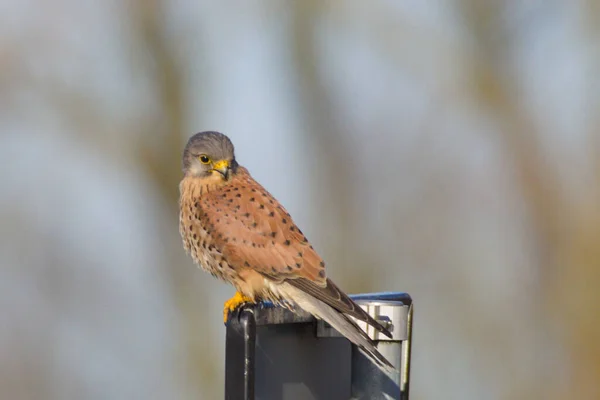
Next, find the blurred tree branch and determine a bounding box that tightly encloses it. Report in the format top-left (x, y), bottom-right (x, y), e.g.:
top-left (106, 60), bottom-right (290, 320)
top-left (126, 1), bottom-right (218, 397)
top-left (289, 1), bottom-right (378, 292)
top-left (460, 1), bottom-right (600, 398)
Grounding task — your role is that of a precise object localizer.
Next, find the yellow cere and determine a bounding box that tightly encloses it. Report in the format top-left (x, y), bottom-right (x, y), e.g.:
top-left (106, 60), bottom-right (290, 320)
top-left (212, 159), bottom-right (230, 171)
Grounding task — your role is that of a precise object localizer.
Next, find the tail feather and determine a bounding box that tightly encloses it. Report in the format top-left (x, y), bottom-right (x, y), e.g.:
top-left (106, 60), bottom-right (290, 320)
top-left (279, 282), bottom-right (394, 369)
top-left (287, 277), bottom-right (393, 338)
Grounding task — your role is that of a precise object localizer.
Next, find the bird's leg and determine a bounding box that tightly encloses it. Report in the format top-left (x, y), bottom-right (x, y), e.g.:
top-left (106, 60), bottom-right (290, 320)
top-left (223, 291), bottom-right (253, 323)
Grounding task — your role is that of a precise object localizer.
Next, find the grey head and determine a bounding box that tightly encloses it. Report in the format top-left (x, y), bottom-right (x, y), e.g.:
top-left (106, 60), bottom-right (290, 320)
top-left (182, 131), bottom-right (238, 179)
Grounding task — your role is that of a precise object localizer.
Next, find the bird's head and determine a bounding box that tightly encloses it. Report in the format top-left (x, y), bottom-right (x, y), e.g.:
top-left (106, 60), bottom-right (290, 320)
top-left (182, 131), bottom-right (238, 181)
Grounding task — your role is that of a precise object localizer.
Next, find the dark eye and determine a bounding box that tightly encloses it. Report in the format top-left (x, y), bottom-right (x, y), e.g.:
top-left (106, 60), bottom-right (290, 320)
top-left (199, 154), bottom-right (211, 164)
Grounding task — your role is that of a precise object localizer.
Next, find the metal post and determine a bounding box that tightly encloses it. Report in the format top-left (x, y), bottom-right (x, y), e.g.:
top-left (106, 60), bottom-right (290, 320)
top-left (224, 292), bottom-right (413, 400)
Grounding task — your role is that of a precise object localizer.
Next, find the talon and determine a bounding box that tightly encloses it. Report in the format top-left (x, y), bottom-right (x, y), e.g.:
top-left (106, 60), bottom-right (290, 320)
top-left (223, 291), bottom-right (253, 323)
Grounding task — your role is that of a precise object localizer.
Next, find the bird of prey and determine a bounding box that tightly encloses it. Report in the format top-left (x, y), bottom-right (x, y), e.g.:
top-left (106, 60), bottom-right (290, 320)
top-left (179, 131), bottom-right (393, 368)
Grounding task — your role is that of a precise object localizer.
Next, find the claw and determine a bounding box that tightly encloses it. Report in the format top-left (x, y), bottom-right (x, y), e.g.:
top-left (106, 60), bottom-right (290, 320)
top-left (223, 291), bottom-right (253, 323)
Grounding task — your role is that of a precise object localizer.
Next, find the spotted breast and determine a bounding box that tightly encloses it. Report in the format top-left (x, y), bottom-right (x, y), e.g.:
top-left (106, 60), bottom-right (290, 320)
top-left (179, 177), bottom-right (239, 283)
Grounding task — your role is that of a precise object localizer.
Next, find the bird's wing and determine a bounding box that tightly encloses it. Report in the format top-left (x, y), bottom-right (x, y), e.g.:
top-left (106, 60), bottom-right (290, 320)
top-left (200, 170), bottom-right (326, 284)
top-left (201, 170), bottom-right (391, 337)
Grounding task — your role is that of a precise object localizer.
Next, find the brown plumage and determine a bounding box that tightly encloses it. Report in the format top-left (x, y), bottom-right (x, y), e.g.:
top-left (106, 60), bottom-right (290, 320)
top-left (179, 131), bottom-right (393, 368)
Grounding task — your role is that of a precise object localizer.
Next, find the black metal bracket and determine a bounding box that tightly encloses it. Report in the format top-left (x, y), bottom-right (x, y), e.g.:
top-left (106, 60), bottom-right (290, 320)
top-left (225, 307), bottom-right (257, 400)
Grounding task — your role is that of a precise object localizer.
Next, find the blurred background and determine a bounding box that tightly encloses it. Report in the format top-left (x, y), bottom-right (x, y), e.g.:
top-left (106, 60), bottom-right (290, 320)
top-left (1, 1), bottom-right (599, 399)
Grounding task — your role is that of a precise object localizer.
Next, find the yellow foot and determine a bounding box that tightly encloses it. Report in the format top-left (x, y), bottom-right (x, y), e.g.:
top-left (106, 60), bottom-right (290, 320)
top-left (223, 291), bottom-right (253, 323)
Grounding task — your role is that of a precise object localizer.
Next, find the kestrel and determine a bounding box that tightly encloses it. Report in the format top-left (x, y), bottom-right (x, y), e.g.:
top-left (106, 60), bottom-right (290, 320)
top-left (179, 131), bottom-right (393, 368)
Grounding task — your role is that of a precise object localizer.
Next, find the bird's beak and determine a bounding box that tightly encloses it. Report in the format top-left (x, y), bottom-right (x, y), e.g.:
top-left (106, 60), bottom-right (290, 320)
top-left (212, 159), bottom-right (230, 179)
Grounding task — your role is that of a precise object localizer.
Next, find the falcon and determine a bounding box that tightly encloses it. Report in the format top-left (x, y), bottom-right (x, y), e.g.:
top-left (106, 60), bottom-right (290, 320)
top-left (179, 131), bottom-right (393, 368)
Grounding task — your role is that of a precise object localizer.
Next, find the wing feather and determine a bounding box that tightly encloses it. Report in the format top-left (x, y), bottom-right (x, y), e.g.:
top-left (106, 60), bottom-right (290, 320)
top-left (286, 277), bottom-right (392, 338)
top-left (200, 168), bottom-right (326, 283)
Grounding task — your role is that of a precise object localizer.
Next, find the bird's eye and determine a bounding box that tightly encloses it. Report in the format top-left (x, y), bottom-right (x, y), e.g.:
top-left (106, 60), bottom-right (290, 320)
top-left (199, 154), bottom-right (211, 164)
